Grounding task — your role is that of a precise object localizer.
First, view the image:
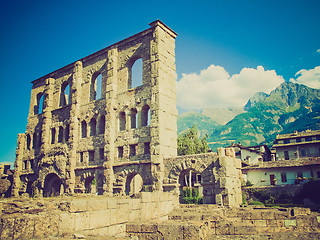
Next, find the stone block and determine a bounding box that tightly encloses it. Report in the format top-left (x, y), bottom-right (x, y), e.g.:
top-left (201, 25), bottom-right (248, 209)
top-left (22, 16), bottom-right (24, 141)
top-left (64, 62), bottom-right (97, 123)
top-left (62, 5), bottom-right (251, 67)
top-left (250, 211), bottom-right (262, 220)
top-left (266, 219), bottom-right (284, 227)
top-left (141, 224), bottom-right (157, 233)
top-left (116, 202), bottom-right (129, 223)
top-left (291, 207), bottom-right (311, 216)
top-left (129, 209), bottom-right (142, 222)
top-left (183, 224), bottom-right (201, 240)
top-left (107, 198), bottom-right (117, 209)
top-left (89, 209), bottom-right (110, 229)
top-left (130, 199), bottom-right (141, 210)
top-left (261, 210), bottom-right (275, 220)
top-left (83, 226), bottom-right (110, 236)
top-left (13, 217), bottom-right (35, 239)
top-left (157, 223), bottom-right (184, 240)
top-left (109, 208), bottom-right (118, 225)
top-left (150, 191), bottom-right (159, 202)
top-left (69, 199), bottom-right (87, 213)
top-left (234, 225), bottom-right (257, 235)
top-left (296, 216), bottom-right (313, 227)
top-left (217, 148), bottom-right (226, 157)
top-left (87, 198), bottom-right (108, 211)
top-left (274, 210), bottom-right (290, 219)
top-left (126, 224), bottom-right (141, 233)
top-left (108, 223), bottom-right (126, 236)
top-left (141, 192), bottom-right (152, 203)
top-left (59, 213), bottom-right (75, 234)
top-left (284, 219), bottom-right (297, 227)
top-left (0, 217), bottom-right (15, 239)
top-left (215, 222), bottom-right (234, 235)
top-left (254, 220), bottom-right (267, 227)
top-left (75, 212), bottom-right (90, 231)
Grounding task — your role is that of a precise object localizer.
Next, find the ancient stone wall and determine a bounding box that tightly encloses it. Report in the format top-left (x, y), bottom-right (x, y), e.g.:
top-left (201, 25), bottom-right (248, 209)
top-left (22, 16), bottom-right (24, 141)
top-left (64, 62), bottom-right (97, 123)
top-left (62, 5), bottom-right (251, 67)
top-left (12, 20), bottom-right (178, 197)
top-left (163, 149), bottom-right (242, 207)
top-left (0, 192), bottom-right (178, 239)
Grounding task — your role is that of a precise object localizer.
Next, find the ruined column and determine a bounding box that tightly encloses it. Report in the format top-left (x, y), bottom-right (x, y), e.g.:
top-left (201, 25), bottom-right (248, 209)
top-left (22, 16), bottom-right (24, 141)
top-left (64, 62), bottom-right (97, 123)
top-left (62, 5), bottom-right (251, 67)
top-left (11, 134), bottom-right (25, 197)
top-left (65, 61), bottom-right (83, 194)
top-left (103, 48), bottom-right (118, 195)
top-left (40, 78), bottom-right (54, 152)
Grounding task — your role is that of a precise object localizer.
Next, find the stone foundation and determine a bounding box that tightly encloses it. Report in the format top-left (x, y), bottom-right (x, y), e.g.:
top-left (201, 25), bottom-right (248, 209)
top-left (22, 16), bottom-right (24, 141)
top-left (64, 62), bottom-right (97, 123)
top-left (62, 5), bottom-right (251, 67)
top-left (127, 205), bottom-right (320, 239)
top-left (0, 192), bottom-right (178, 239)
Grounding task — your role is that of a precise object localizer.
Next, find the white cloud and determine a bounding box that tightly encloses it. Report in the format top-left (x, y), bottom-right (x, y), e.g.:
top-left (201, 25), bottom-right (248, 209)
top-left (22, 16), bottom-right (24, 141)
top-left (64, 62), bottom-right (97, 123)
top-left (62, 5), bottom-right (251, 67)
top-left (317, 49), bottom-right (320, 53)
top-left (177, 65), bottom-right (284, 110)
top-left (290, 66), bottom-right (320, 89)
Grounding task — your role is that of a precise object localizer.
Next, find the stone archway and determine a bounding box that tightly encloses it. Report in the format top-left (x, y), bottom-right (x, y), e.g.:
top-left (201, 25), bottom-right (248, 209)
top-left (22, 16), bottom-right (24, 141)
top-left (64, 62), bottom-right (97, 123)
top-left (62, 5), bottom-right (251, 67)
top-left (165, 157), bottom-right (208, 203)
top-left (178, 168), bottom-right (202, 203)
top-left (43, 173), bottom-right (61, 197)
top-left (113, 163), bottom-right (152, 195)
top-left (125, 172), bottom-right (143, 196)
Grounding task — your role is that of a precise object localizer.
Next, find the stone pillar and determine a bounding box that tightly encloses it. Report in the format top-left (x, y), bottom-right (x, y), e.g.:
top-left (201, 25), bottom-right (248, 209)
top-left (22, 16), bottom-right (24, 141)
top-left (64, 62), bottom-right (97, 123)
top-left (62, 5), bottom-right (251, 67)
top-left (12, 134), bottom-right (25, 197)
top-left (103, 48), bottom-right (118, 195)
top-left (149, 20), bottom-right (178, 191)
top-left (65, 61), bottom-right (83, 194)
top-left (40, 78), bottom-right (54, 152)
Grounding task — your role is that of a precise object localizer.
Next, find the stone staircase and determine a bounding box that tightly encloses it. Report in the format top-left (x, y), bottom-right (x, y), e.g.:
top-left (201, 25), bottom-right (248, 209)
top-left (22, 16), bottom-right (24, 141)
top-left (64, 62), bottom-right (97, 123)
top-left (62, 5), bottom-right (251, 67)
top-left (126, 204), bottom-right (320, 239)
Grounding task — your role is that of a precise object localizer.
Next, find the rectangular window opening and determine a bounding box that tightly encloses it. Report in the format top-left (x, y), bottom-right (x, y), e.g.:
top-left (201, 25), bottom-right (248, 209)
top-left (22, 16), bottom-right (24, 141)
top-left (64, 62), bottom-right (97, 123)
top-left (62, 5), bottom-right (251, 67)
top-left (281, 172), bottom-right (287, 183)
top-left (284, 151), bottom-right (289, 160)
top-left (118, 146), bottom-right (123, 158)
top-left (144, 142), bottom-right (150, 155)
top-left (80, 152), bottom-right (84, 163)
top-left (130, 144), bottom-right (137, 156)
top-left (89, 150), bottom-right (95, 162)
top-left (99, 148), bottom-right (104, 160)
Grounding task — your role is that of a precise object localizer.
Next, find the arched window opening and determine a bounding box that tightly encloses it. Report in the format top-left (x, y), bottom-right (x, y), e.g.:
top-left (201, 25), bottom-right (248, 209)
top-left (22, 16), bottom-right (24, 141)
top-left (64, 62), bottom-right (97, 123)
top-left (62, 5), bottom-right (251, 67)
top-left (60, 82), bottom-right (71, 107)
top-left (130, 58), bottom-right (143, 89)
top-left (26, 134), bottom-right (31, 150)
top-left (119, 112), bottom-right (126, 131)
top-left (141, 105), bottom-right (150, 127)
top-left (98, 115), bottom-right (105, 134)
top-left (51, 128), bottom-right (56, 144)
top-left (90, 73), bottom-right (102, 101)
top-left (58, 126), bottom-right (64, 143)
top-left (96, 74), bottom-right (102, 100)
top-left (35, 93), bottom-right (44, 114)
top-left (65, 124), bottom-right (70, 142)
top-left (90, 118), bottom-right (96, 136)
top-left (125, 173), bottom-right (143, 196)
top-left (81, 121), bottom-right (87, 138)
top-left (130, 108), bottom-right (138, 129)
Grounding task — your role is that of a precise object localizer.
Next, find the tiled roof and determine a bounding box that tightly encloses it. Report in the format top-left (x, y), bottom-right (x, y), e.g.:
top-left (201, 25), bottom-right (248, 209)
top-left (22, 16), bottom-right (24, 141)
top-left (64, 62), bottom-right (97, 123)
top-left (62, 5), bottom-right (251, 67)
top-left (276, 129), bottom-right (320, 140)
top-left (242, 157), bottom-right (320, 170)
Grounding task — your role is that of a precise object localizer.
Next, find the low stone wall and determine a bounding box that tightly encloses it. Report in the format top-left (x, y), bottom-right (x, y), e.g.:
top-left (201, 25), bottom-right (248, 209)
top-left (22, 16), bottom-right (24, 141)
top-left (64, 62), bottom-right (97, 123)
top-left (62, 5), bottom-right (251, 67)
top-left (127, 205), bottom-right (320, 239)
top-left (0, 192), bottom-right (178, 239)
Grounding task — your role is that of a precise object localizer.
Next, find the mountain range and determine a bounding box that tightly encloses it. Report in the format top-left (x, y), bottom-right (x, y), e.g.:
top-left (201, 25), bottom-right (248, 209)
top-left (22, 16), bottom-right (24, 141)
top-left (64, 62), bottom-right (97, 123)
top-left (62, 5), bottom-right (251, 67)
top-left (177, 82), bottom-right (320, 151)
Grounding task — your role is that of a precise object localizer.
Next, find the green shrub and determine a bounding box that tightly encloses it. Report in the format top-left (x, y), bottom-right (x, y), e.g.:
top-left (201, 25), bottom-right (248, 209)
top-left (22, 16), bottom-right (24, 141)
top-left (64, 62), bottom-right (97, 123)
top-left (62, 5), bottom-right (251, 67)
top-left (182, 187), bottom-right (203, 204)
top-left (249, 201), bottom-right (264, 206)
top-left (246, 180), bottom-right (253, 186)
top-left (242, 193), bottom-right (247, 205)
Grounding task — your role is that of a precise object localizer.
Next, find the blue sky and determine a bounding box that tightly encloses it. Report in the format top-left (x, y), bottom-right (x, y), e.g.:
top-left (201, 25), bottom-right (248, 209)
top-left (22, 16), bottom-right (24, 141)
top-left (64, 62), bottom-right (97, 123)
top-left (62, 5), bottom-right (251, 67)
top-left (0, 0), bottom-right (319, 166)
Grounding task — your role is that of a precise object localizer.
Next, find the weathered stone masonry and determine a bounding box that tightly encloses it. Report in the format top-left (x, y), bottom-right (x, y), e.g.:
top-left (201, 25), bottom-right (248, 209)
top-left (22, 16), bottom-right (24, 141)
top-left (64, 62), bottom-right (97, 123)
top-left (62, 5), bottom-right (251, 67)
top-left (12, 20), bottom-right (242, 207)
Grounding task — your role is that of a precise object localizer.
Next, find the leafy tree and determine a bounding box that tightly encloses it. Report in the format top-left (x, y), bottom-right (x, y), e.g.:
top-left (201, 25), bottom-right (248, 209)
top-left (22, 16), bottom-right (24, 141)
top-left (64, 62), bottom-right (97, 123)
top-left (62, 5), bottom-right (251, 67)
top-left (177, 125), bottom-right (209, 156)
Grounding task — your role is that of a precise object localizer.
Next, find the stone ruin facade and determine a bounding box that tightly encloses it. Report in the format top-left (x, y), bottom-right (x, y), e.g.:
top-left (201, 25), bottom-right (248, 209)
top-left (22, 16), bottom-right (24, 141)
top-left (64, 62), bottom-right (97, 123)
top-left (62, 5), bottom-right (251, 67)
top-left (12, 20), bottom-right (242, 206)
